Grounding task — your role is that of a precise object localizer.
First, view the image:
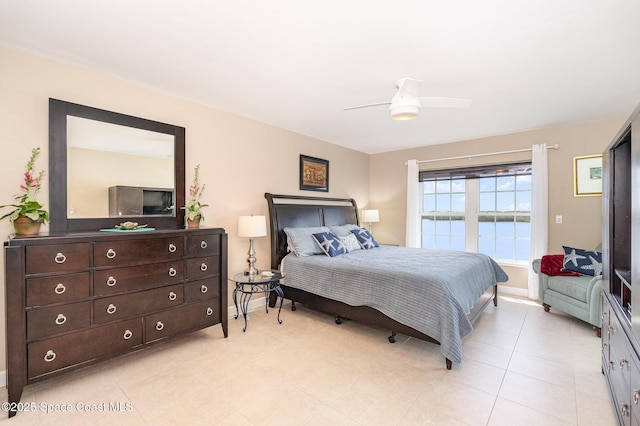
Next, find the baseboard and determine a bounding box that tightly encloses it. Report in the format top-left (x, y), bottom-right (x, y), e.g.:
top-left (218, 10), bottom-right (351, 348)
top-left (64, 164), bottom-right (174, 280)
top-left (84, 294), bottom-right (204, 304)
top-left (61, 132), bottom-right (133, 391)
top-left (498, 285), bottom-right (529, 298)
top-left (227, 296), bottom-right (269, 318)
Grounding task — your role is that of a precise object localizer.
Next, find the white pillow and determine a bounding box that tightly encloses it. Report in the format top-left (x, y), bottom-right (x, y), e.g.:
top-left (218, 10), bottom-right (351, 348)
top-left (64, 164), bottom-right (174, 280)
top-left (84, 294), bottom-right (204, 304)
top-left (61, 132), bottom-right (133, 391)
top-left (284, 226), bottom-right (331, 257)
top-left (339, 234), bottom-right (361, 252)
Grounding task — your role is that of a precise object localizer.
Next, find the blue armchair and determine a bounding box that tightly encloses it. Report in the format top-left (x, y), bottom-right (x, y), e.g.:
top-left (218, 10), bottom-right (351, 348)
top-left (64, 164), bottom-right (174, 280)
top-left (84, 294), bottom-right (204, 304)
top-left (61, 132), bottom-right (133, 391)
top-left (532, 255), bottom-right (603, 337)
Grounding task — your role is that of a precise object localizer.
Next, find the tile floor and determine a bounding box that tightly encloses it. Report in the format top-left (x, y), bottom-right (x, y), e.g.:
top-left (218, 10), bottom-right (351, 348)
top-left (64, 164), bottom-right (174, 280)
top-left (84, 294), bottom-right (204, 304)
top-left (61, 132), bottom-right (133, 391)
top-left (1, 295), bottom-right (617, 425)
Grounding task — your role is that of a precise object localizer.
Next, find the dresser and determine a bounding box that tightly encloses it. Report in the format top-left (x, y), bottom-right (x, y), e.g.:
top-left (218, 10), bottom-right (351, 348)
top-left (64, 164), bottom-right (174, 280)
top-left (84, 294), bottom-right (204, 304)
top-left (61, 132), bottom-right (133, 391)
top-left (4, 228), bottom-right (227, 418)
top-left (602, 103), bottom-right (640, 425)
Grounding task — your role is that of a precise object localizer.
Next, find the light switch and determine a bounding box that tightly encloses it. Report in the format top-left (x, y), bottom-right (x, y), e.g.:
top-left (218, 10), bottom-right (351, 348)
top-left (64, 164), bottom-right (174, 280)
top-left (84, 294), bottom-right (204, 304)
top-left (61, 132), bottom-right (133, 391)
top-left (555, 215), bottom-right (563, 224)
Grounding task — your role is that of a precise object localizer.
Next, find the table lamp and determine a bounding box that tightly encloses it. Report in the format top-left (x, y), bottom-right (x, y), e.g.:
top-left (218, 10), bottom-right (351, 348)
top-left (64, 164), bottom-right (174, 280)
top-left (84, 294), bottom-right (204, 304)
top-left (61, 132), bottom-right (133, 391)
top-left (238, 215), bottom-right (267, 276)
top-left (362, 209), bottom-right (379, 233)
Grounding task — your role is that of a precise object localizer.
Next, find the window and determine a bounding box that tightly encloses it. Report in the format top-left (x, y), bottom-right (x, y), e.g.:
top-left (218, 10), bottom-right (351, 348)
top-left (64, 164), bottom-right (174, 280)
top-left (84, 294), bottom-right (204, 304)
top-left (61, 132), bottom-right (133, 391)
top-left (420, 163), bottom-right (531, 264)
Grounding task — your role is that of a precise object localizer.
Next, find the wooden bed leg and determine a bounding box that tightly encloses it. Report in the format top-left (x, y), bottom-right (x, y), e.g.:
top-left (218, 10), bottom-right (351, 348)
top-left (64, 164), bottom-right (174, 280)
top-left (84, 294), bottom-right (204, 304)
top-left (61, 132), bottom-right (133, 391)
top-left (388, 332), bottom-right (396, 343)
top-left (445, 358), bottom-right (452, 370)
top-left (594, 326), bottom-right (602, 338)
top-left (543, 303), bottom-right (551, 312)
top-left (335, 315), bottom-right (343, 324)
top-left (291, 300), bottom-right (297, 311)
top-left (493, 285), bottom-right (498, 306)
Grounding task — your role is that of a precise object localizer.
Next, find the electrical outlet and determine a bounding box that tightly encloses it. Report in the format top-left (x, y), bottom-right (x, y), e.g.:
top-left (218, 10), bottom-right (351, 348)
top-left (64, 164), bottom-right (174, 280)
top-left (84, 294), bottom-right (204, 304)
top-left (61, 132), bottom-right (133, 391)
top-left (555, 215), bottom-right (563, 224)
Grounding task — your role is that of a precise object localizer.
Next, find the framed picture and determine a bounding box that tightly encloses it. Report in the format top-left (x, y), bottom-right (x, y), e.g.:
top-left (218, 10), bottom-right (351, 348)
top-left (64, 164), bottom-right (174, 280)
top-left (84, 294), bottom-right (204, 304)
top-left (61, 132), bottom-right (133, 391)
top-left (573, 154), bottom-right (603, 197)
top-left (300, 155), bottom-right (329, 192)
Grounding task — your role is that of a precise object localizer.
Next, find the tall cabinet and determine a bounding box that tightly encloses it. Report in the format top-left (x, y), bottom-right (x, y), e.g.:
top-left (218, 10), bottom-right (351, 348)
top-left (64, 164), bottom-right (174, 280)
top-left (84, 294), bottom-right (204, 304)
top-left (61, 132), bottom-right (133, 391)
top-left (603, 103), bottom-right (640, 425)
top-left (5, 228), bottom-right (227, 418)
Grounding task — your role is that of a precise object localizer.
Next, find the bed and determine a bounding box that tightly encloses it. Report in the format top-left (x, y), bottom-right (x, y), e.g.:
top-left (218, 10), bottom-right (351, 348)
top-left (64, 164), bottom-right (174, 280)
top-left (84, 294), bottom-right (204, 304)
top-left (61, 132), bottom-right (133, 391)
top-left (265, 193), bottom-right (509, 369)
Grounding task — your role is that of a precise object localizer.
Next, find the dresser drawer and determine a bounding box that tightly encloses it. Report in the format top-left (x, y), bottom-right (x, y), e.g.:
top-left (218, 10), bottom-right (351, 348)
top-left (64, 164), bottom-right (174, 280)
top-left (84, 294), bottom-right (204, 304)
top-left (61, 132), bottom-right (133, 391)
top-left (94, 261), bottom-right (184, 296)
top-left (186, 234), bottom-right (220, 257)
top-left (93, 237), bottom-right (184, 267)
top-left (145, 299), bottom-right (221, 343)
top-left (27, 318), bottom-right (142, 379)
top-left (185, 278), bottom-right (220, 302)
top-left (94, 284), bottom-right (184, 324)
top-left (26, 272), bottom-right (90, 307)
top-left (27, 301), bottom-right (91, 340)
top-left (186, 256), bottom-right (219, 280)
top-left (25, 244), bottom-right (90, 275)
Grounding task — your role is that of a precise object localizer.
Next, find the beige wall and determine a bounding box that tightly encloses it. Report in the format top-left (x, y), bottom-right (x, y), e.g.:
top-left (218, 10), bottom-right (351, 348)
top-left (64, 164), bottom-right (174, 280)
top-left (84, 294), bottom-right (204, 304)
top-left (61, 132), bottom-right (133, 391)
top-left (370, 117), bottom-right (627, 290)
top-left (0, 45), bottom-right (370, 373)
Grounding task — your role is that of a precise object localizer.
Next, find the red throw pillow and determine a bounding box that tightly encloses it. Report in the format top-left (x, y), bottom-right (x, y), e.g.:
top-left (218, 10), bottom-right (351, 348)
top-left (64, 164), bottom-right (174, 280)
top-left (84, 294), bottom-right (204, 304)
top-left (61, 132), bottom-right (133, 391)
top-left (540, 254), bottom-right (581, 276)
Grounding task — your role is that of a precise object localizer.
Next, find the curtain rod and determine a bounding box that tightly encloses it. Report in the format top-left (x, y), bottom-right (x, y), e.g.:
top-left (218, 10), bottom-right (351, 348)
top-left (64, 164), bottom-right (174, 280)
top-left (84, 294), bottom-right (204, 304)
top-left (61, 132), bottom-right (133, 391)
top-left (414, 144), bottom-right (559, 164)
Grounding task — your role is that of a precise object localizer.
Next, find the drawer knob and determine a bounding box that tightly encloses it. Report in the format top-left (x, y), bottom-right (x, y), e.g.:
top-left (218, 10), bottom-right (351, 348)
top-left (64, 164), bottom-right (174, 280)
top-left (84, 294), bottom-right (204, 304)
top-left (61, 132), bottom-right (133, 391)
top-left (44, 350), bottom-right (56, 363)
top-left (54, 252), bottom-right (67, 264)
top-left (55, 314), bottom-right (67, 325)
top-left (106, 276), bottom-right (117, 287)
top-left (168, 291), bottom-right (177, 301)
top-left (620, 358), bottom-right (629, 369)
top-left (200, 240), bottom-right (208, 249)
top-left (603, 312), bottom-right (608, 320)
top-left (155, 321), bottom-right (164, 331)
top-left (123, 329), bottom-right (133, 340)
top-left (106, 304), bottom-right (117, 314)
top-left (200, 263), bottom-right (208, 272)
top-left (106, 248), bottom-right (116, 259)
top-left (168, 268), bottom-right (177, 277)
top-left (168, 243), bottom-right (177, 253)
top-left (206, 307), bottom-right (214, 316)
top-left (200, 285), bottom-right (208, 294)
top-left (622, 403), bottom-right (630, 417)
top-left (634, 390), bottom-right (640, 405)
top-left (54, 283), bottom-right (66, 295)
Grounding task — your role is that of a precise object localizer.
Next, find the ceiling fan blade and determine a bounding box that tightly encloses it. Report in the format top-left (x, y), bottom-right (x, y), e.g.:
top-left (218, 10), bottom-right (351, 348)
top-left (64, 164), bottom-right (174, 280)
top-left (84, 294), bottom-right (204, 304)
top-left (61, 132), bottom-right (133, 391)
top-left (343, 101), bottom-right (392, 111)
top-left (397, 78), bottom-right (422, 98)
top-left (419, 97), bottom-right (473, 109)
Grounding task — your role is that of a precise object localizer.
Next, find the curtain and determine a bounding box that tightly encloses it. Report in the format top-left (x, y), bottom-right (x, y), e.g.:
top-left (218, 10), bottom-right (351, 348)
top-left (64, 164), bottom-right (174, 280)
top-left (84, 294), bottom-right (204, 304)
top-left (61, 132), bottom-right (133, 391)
top-left (406, 159), bottom-right (420, 248)
top-left (528, 144), bottom-right (549, 300)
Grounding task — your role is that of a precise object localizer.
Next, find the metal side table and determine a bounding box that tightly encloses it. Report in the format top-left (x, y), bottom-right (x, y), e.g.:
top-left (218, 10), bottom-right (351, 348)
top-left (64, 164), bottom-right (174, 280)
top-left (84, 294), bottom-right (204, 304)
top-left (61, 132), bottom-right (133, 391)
top-left (230, 270), bottom-right (284, 331)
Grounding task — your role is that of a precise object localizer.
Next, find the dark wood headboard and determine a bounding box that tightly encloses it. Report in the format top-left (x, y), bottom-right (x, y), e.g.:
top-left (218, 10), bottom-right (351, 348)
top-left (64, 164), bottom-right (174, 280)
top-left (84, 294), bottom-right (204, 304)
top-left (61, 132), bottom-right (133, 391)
top-left (264, 193), bottom-right (359, 269)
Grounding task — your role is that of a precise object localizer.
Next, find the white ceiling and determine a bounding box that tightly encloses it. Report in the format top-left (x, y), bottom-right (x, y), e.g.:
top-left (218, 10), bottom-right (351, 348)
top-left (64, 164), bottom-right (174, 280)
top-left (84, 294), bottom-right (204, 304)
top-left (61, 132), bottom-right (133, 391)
top-left (2, 0), bottom-right (640, 154)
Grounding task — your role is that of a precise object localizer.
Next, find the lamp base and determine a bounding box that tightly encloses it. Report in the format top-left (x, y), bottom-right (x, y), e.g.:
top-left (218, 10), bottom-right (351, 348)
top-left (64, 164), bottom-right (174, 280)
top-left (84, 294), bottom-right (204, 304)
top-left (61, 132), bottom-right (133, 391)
top-left (244, 267), bottom-right (259, 276)
top-left (244, 238), bottom-right (259, 276)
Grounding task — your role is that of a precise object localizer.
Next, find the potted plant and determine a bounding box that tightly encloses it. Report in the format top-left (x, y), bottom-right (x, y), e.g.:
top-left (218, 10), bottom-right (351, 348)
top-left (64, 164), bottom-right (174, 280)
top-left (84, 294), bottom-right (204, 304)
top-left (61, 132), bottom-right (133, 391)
top-left (182, 164), bottom-right (208, 228)
top-left (0, 147), bottom-right (50, 235)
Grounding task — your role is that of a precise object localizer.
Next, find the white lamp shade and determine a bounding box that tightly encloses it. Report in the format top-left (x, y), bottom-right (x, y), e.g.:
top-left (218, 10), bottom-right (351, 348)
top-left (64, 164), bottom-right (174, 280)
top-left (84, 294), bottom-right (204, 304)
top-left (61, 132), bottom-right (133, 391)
top-left (362, 209), bottom-right (380, 223)
top-left (237, 215), bottom-right (267, 238)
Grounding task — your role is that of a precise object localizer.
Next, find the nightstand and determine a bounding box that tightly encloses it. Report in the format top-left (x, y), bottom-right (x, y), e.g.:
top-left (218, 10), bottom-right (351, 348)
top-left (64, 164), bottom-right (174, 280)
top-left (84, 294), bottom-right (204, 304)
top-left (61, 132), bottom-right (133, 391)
top-left (229, 270), bottom-right (284, 331)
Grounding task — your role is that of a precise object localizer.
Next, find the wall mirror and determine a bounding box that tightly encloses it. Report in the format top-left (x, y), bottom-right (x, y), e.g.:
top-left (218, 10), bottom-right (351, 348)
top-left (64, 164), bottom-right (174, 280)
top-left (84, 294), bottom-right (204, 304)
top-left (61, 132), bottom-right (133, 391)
top-left (49, 98), bottom-right (185, 233)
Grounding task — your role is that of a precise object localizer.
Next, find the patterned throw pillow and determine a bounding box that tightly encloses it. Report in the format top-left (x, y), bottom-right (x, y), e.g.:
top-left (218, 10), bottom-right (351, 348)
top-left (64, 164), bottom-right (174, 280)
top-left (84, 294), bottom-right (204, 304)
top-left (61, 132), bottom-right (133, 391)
top-left (351, 228), bottom-right (380, 249)
top-left (312, 232), bottom-right (347, 257)
top-left (562, 246), bottom-right (603, 276)
top-left (339, 234), bottom-right (361, 252)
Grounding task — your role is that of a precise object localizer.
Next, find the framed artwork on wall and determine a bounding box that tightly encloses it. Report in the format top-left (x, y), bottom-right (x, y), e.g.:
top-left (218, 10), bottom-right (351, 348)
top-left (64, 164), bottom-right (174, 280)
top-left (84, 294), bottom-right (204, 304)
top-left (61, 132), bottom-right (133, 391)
top-left (573, 154), bottom-right (603, 197)
top-left (300, 155), bottom-right (329, 192)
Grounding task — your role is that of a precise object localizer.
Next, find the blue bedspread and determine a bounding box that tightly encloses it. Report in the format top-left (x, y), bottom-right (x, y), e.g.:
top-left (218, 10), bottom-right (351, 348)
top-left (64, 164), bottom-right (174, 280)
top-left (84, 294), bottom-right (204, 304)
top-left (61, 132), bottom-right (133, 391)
top-left (282, 246), bottom-right (509, 364)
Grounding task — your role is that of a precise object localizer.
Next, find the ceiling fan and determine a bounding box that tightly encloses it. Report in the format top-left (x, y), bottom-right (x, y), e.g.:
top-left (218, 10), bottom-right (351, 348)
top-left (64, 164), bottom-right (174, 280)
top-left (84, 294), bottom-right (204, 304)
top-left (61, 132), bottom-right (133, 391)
top-left (344, 78), bottom-right (473, 121)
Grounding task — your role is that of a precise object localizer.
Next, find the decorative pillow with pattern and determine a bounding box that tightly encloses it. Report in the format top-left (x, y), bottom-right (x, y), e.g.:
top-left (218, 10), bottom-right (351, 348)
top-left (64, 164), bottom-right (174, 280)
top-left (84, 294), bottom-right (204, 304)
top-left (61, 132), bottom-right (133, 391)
top-left (562, 246), bottom-right (603, 276)
top-left (339, 234), bottom-right (361, 252)
top-left (351, 228), bottom-right (380, 249)
top-left (312, 232), bottom-right (347, 257)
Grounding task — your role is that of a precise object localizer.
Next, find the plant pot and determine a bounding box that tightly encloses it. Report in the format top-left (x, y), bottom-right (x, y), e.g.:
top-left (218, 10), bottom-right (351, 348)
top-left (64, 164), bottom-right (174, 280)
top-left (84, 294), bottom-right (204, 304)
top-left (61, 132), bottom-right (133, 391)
top-left (13, 216), bottom-right (44, 236)
top-left (186, 215), bottom-right (201, 229)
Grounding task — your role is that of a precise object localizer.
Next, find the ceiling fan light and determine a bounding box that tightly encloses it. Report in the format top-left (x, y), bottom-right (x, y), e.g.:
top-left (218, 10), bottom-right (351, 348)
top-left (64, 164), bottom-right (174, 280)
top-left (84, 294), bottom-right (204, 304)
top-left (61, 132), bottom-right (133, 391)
top-left (390, 105), bottom-right (420, 120)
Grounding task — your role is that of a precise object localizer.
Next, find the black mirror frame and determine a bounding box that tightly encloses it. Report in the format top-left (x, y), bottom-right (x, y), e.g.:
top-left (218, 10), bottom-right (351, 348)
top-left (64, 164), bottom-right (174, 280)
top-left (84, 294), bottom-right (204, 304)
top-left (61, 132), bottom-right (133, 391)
top-left (48, 98), bottom-right (186, 233)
